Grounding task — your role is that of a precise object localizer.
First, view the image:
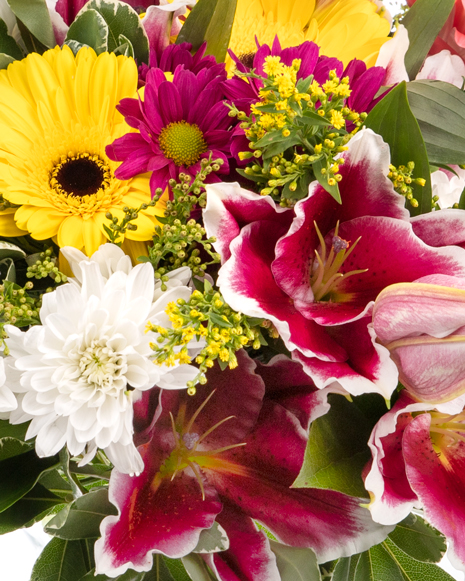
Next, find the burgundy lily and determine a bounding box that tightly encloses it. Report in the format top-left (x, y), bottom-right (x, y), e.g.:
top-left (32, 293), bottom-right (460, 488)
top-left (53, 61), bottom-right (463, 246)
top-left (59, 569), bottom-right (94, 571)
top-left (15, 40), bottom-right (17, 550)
top-left (204, 129), bottom-right (465, 398)
top-left (373, 274), bottom-right (465, 404)
top-left (365, 389), bottom-right (465, 572)
top-left (95, 352), bottom-right (390, 579)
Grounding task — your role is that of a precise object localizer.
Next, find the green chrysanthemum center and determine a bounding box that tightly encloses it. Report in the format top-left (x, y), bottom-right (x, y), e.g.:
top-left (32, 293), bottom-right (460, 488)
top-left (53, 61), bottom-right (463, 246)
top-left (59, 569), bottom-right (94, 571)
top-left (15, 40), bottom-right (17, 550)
top-left (50, 152), bottom-right (111, 198)
top-left (159, 121), bottom-right (207, 167)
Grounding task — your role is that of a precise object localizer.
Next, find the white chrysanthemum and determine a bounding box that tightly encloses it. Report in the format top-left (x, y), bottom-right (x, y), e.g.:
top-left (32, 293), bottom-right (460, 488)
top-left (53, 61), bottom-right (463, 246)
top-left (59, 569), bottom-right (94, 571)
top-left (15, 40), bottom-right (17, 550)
top-left (0, 357), bottom-right (20, 416)
top-left (5, 246), bottom-right (200, 474)
top-left (431, 168), bottom-right (465, 209)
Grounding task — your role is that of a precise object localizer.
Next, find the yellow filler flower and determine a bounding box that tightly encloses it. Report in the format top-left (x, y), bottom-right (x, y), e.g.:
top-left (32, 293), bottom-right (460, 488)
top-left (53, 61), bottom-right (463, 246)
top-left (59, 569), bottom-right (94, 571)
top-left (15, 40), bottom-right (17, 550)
top-left (0, 46), bottom-right (163, 256)
top-left (229, 0), bottom-right (391, 69)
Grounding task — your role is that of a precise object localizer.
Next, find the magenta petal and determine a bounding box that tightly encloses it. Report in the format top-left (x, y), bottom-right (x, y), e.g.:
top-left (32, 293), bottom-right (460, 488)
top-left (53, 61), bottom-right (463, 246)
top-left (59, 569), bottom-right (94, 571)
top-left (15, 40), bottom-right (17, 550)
top-left (364, 392), bottom-right (429, 525)
top-left (203, 183), bottom-right (292, 262)
top-left (294, 318), bottom-right (398, 398)
top-left (189, 86), bottom-right (224, 126)
top-left (106, 133), bottom-right (148, 162)
top-left (218, 220), bottom-right (346, 360)
top-left (142, 82), bottom-right (164, 134)
top-left (255, 355), bottom-right (346, 431)
top-left (173, 68), bottom-right (200, 117)
top-left (114, 150), bottom-right (153, 179)
top-left (142, 6), bottom-right (172, 54)
top-left (147, 154), bottom-right (171, 172)
top-left (95, 436), bottom-right (222, 577)
top-left (158, 81), bottom-right (183, 124)
top-left (373, 281), bottom-right (465, 403)
top-left (403, 413), bottom-right (465, 572)
top-left (206, 401), bottom-right (391, 563)
top-left (204, 504), bottom-right (280, 581)
top-left (149, 162), bottom-right (172, 193)
top-left (387, 327), bottom-right (465, 404)
top-left (117, 97), bottom-right (143, 126)
top-left (160, 351), bottom-right (264, 449)
top-left (374, 282), bottom-right (465, 343)
top-left (411, 210), bottom-right (465, 249)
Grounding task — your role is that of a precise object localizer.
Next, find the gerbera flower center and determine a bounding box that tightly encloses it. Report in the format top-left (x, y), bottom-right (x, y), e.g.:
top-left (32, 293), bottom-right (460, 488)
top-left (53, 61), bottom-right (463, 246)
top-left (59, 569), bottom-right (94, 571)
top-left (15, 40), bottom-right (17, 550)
top-left (311, 221), bottom-right (368, 302)
top-left (158, 121), bottom-right (207, 167)
top-left (77, 340), bottom-right (127, 391)
top-left (50, 153), bottom-right (112, 198)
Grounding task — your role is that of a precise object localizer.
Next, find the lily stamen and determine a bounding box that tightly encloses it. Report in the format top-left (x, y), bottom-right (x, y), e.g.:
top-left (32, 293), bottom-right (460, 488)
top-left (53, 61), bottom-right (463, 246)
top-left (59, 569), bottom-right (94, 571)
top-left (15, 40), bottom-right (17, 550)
top-left (196, 415), bottom-right (236, 446)
top-left (311, 221), bottom-right (367, 301)
top-left (187, 460), bottom-right (206, 501)
top-left (158, 392), bottom-right (246, 499)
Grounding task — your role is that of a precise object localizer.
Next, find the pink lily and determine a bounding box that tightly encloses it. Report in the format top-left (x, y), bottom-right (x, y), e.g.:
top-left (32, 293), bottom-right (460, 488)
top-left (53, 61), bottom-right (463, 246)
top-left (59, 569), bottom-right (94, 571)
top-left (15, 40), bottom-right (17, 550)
top-left (373, 274), bottom-right (465, 404)
top-left (95, 352), bottom-right (390, 579)
top-left (204, 129), bottom-right (465, 398)
top-left (365, 388), bottom-right (465, 572)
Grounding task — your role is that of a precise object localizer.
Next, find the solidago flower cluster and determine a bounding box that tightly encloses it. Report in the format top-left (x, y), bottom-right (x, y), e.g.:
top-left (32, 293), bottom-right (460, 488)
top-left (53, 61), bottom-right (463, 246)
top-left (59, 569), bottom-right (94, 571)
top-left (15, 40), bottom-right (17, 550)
top-left (387, 162), bottom-right (426, 208)
top-left (148, 280), bottom-right (266, 391)
top-left (231, 56), bottom-right (364, 204)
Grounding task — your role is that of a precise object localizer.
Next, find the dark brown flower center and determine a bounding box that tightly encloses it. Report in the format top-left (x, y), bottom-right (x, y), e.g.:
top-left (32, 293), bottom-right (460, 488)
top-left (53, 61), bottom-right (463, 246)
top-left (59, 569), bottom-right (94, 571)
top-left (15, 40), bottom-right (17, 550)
top-left (50, 153), bottom-right (111, 197)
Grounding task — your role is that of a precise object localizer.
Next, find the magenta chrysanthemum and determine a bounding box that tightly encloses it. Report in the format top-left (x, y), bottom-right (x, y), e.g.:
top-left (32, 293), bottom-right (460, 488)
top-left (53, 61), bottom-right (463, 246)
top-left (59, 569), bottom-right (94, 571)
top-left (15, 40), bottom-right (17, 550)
top-left (106, 66), bottom-right (236, 195)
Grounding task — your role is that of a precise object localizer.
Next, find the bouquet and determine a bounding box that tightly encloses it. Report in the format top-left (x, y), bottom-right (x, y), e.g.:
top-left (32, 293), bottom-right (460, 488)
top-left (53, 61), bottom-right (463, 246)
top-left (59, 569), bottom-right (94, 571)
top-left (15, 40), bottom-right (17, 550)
top-left (0, 0), bottom-right (465, 579)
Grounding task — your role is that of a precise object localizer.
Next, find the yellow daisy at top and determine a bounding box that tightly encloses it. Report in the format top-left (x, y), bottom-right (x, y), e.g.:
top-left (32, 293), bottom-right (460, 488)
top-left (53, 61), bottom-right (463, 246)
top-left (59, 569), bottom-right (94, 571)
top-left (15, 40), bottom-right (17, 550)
top-left (0, 45), bottom-right (163, 256)
top-left (229, 0), bottom-right (391, 70)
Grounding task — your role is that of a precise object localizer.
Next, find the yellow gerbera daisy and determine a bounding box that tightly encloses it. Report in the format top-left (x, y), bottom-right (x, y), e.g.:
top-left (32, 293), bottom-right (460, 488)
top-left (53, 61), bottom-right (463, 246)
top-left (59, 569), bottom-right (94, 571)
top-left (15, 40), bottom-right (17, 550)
top-left (0, 45), bottom-right (163, 256)
top-left (229, 0), bottom-right (391, 70)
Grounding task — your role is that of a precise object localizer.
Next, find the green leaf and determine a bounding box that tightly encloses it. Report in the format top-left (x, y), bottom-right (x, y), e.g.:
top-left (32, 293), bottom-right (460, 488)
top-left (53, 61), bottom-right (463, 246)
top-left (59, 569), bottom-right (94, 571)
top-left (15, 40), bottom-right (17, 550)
top-left (270, 541), bottom-right (321, 581)
top-left (0, 18), bottom-right (22, 59)
top-left (0, 257), bottom-right (15, 282)
top-left (333, 538), bottom-right (456, 581)
top-left (7, 0), bottom-right (55, 48)
top-left (332, 554), bottom-right (359, 581)
top-left (407, 79), bottom-right (465, 166)
top-left (193, 521), bottom-right (229, 553)
top-left (0, 52), bottom-right (14, 68)
top-left (313, 159), bottom-right (341, 204)
top-left (176, 0), bottom-right (237, 64)
top-left (388, 514), bottom-right (446, 564)
top-left (16, 17), bottom-right (48, 54)
top-left (39, 470), bottom-right (73, 500)
top-left (80, 556), bottom-right (186, 580)
top-left (65, 9), bottom-right (109, 55)
top-left (0, 449), bottom-right (59, 512)
top-left (0, 418), bottom-right (29, 440)
top-left (299, 111), bottom-right (334, 127)
top-left (163, 557), bottom-right (191, 581)
top-left (0, 240), bottom-right (26, 260)
top-left (45, 487), bottom-right (117, 539)
top-left (292, 394), bottom-right (371, 497)
top-left (364, 81), bottom-right (432, 216)
top-left (262, 134), bottom-right (302, 159)
top-left (64, 39), bottom-right (87, 56)
top-left (401, 0), bottom-right (455, 79)
top-left (69, 461), bottom-right (112, 480)
top-left (83, 0), bottom-right (149, 64)
top-left (114, 34), bottom-right (134, 58)
top-left (181, 554), bottom-right (214, 581)
top-left (0, 482), bottom-right (61, 534)
top-left (31, 537), bottom-right (96, 581)
top-left (382, 537), bottom-right (455, 581)
top-left (0, 437), bottom-right (33, 461)
top-left (209, 312), bottom-right (233, 328)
